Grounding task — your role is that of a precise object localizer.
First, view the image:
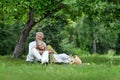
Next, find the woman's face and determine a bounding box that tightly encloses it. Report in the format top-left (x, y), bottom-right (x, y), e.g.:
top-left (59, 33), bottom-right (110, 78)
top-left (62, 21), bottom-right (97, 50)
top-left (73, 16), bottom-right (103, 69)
top-left (38, 43), bottom-right (45, 50)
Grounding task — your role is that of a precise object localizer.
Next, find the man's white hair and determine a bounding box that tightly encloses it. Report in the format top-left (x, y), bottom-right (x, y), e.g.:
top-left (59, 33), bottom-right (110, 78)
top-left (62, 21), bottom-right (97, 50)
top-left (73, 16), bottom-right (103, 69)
top-left (36, 32), bottom-right (44, 38)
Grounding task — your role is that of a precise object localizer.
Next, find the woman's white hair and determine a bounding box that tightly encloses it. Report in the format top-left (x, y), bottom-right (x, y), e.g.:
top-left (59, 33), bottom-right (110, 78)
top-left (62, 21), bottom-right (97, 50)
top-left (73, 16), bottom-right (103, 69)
top-left (36, 40), bottom-right (46, 49)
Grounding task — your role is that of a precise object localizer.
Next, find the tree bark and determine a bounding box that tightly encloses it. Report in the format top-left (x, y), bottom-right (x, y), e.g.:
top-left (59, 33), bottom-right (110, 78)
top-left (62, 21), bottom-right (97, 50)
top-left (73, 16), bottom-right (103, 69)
top-left (12, 8), bottom-right (36, 58)
top-left (92, 33), bottom-right (97, 53)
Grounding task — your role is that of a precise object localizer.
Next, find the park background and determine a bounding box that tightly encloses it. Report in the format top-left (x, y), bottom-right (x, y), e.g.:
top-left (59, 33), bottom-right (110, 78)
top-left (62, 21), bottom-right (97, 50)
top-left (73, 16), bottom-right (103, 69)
top-left (0, 0), bottom-right (120, 80)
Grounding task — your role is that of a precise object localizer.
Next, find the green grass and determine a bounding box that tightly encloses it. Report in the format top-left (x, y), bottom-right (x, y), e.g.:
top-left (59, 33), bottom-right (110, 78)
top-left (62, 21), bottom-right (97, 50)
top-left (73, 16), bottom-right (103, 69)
top-left (0, 55), bottom-right (120, 80)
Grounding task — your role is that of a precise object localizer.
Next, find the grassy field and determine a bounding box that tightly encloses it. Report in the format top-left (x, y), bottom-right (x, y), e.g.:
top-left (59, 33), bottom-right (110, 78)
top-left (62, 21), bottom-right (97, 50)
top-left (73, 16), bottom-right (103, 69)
top-left (0, 55), bottom-right (120, 80)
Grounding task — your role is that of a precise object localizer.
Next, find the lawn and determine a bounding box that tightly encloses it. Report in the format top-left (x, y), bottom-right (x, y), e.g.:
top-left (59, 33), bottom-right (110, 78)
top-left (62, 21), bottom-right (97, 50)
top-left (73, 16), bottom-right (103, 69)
top-left (0, 55), bottom-right (120, 80)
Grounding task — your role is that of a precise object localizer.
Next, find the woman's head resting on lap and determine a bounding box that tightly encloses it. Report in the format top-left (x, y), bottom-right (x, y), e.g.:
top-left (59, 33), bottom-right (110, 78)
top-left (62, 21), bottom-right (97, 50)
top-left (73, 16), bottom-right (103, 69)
top-left (36, 40), bottom-right (46, 50)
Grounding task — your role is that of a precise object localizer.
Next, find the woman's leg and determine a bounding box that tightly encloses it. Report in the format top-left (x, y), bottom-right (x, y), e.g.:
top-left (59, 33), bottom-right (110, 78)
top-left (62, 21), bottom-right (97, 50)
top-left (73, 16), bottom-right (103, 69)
top-left (41, 51), bottom-right (49, 64)
top-left (32, 48), bottom-right (42, 61)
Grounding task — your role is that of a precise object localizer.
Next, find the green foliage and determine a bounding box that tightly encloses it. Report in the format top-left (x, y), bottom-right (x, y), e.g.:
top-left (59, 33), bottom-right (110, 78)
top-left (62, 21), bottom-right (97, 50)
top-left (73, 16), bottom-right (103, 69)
top-left (62, 0), bottom-right (120, 54)
top-left (59, 37), bottom-right (89, 55)
top-left (107, 49), bottom-right (116, 56)
top-left (0, 0), bottom-right (120, 55)
top-left (0, 22), bottom-right (24, 55)
top-left (59, 38), bottom-right (75, 53)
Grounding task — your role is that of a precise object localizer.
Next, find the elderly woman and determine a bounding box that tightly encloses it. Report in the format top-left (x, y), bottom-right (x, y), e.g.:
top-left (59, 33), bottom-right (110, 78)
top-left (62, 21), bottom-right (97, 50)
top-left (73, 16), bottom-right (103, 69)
top-left (26, 40), bottom-right (49, 64)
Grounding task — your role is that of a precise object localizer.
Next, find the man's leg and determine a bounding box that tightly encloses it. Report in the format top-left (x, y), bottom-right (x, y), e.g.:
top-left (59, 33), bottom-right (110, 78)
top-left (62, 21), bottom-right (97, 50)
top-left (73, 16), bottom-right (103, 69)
top-left (59, 53), bottom-right (70, 59)
top-left (59, 53), bottom-right (72, 63)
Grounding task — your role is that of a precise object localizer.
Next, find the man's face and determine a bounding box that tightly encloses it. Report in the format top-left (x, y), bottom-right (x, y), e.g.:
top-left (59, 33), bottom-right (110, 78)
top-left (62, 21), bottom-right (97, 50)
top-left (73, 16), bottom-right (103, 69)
top-left (36, 34), bottom-right (43, 40)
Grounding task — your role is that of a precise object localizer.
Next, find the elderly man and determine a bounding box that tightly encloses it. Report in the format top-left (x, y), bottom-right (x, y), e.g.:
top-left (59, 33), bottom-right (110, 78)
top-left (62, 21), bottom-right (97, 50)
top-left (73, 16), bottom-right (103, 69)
top-left (26, 32), bottom-right (48, 64)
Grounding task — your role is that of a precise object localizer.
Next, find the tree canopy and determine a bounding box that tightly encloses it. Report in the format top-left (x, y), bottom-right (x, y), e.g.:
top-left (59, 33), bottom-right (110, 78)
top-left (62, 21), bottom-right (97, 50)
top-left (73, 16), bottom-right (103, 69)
top-left (0, 0), bottom-right (120, 57)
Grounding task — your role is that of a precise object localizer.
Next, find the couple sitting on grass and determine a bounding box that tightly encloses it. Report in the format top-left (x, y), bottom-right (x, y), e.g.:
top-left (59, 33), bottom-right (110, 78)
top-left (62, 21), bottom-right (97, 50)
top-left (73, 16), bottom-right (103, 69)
top-left (26, 32), bottom-right (82, 64)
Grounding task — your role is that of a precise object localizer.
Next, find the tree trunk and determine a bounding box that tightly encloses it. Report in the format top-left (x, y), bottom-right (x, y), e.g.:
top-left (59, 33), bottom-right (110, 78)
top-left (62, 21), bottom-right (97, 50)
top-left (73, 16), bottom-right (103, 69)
top-left (92, 33), bottom-right (97, 53)
top-left (12, 8), bottom-right (36, 58)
